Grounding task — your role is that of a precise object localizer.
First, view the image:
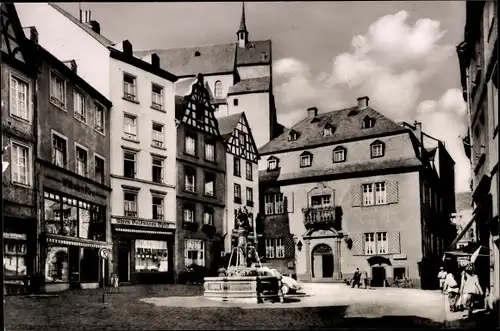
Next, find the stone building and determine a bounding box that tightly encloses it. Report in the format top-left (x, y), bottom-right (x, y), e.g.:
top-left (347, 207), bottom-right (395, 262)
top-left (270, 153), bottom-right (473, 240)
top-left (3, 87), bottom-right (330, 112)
top-left (257, 97), bottom-right (456, 289)
top-left (35, 45), bottom-right (112, 292)
top-left (456, 0), bottom-right (499, 306)
top-left (174, 75), bottom-right (227, 276)
top-left (1, 3), bottom-right (39, 293)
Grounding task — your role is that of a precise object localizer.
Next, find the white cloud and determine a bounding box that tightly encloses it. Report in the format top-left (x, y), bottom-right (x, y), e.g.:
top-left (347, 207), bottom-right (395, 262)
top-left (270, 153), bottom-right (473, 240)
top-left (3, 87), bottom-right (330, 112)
top-left (273, 10), bottom-right (469, 191)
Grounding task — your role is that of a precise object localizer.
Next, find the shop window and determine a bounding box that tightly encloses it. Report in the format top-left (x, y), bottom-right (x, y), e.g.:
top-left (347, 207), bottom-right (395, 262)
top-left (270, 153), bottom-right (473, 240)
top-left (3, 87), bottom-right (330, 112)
top-left (135, 239), bottom-right (168, 272)
top-left (184, 239), bottom-right (205, 267)
top-left (45, 246), bottom-right (68, 282)
top-left (393, 267), bottom-right (406, 280)
top-left (3, 240), bottom-right (27, 277)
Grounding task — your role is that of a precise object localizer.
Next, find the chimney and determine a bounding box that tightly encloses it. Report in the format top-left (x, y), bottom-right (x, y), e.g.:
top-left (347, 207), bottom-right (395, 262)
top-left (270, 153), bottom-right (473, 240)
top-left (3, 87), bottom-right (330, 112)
top-left (151, 53), bottom-right (160, 68)
top-left (123, 40), bottom-right (133, 56)
top-left (28, 26), bottom-right (38, 45)
top-left (62, 60), bottom-right (77, 74)
top-left (307, 107), bottom-right (318, 118)
top-left (79, 10), bottom-right (92, 24)
top-left (414, 121), bottom-right (423, 143)
top-left (357, 96), bottom-right (369, 109)
top-left (89, 20), bottom-right (100, 34)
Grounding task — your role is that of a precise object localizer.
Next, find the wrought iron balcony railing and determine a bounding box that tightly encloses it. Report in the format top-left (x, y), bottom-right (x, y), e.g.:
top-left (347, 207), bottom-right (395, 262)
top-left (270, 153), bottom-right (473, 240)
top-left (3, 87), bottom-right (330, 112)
top-left (302, 206), bottom-right (342, 230)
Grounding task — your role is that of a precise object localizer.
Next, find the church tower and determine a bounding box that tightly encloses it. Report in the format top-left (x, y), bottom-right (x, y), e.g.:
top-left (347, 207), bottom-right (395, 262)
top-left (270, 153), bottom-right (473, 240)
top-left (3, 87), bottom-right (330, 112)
top-left (237, 2), bottom-right (248, 48)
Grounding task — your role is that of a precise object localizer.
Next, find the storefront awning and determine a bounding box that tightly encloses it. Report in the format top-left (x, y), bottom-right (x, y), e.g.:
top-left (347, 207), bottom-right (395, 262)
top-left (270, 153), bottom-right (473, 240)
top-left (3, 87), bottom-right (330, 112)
top-left (45, 234), bottom-right (110, 249)
top-left (114, 228), bottom-right (174, 236)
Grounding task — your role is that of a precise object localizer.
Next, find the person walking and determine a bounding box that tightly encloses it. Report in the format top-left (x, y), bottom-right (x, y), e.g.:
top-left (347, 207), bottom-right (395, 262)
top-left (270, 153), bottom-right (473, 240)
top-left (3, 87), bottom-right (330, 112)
top-left (361, 270), bottom-right (368, 289)
top-left (438, 267), bottom-right (448, 294)
top-left (351, 268), bottom-right (361, 288)
top-left (443, 271), bottom-right (460, 312)
top-left (459, 264), bottom-right (483, 319)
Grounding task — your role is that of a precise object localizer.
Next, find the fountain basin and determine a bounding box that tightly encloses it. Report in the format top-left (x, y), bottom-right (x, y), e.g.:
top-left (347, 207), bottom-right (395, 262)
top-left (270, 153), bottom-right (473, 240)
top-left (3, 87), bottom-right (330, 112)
top-left (204, 276), bottom-right (283, 304)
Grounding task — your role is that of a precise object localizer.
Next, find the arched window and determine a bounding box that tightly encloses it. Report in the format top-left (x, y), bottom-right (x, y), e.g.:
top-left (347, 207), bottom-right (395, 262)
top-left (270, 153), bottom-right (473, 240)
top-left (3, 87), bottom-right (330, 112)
top-left (214, 81), bottom-right (223, 98)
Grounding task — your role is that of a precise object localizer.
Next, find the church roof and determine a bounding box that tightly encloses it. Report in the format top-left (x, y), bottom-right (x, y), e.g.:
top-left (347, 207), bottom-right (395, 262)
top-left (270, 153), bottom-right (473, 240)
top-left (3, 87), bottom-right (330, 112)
top-left (228, 76), bottom-right (270, 95)
top-left (236, 40), bottom-right (271, 66)
top-left (259, 105), bottom-right (408, 155)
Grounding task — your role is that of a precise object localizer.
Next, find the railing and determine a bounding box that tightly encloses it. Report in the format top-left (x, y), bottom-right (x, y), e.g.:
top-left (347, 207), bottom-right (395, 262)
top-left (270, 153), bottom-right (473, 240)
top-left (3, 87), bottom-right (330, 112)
top-left (302, 206), bottom-right (339, 230)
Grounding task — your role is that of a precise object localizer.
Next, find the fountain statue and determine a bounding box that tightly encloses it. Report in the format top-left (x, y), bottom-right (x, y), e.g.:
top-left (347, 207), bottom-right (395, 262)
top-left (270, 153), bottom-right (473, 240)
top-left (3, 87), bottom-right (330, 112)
top-left (204, 208), bottom-right (284, 303)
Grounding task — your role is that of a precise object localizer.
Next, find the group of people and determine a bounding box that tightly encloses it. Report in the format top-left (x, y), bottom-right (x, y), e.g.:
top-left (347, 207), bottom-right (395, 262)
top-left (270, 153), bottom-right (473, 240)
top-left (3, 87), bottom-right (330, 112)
top-left (439, 264), bottom-right (493, 319)
top-left (351, 268), bottom-right (369, 289)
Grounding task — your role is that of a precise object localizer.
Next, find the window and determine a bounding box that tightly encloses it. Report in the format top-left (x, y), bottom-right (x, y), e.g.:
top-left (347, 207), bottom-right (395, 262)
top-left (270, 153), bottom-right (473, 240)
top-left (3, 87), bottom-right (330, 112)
top-left (205, 139), bottom-right (215, 162)
top-left (75, 146), bottom-right (88, 177)
top-left (233, 98), bottom-right (238, 106)
top-left (184, 167), bottom-right (196, 192)
top-left (393, 267), bottom-right (406, 280)
top-left (184, 239), bottom-right (205, 267)
top-left (364, 233), bottom-right (375, 255)
top-left (234, 183), bottom-right (241, 203)
top-left (151, 84), bottom-right (164, 110)
top-left (135, 240), bottom-right (168, 272)
top-left (152, 157), bottom-right (164, 183)
top-left (371, 141), bottom-right (385, 158)
top-left (203, 208), bottom-right (214, 225)
top-left (152, 123), bottom-right (164, 148)
top-left (362, 182), bottom-right (387, 206)
top-left (94, 156), bottom-right (105, 184)
top-left (214, 81), bottom-right (223, 98)
top-left (238, 133), bottom-right (247, 148)
top-left (376, 232), bottom-right (388, 254)
top-left (265, 193), bottom-right (284, 215)
top-left (11, 142), bottom-right (30, 186)
top-left (52, 133), bottom-right (67, 168)
top-left (276, 238), bottom-right (285, 258)
top-left (185, 132), bottom-right (196, 156)
top-left (265, 239), bottom-right (275, 258)
top-left (183, 206), bottom-right (194, 223)
top-left (124, 192), bottom-right (138, 217)
top-left (323, 125), bottom-right (333, 136)
top-left (311, 195), bottom-right (331, 208)
top-left (333, 147), bottom-right (345, 163)
top-left (246, 161), bottom-right (253, 180)
top-left (362, 116), bottom-right (374, 129)
top-left (50, 71), bottom-right (65, 108)
top-left (246, 187), bottom-right (253, 205)
top-left (94, 102), bottom-right (105, 134)
top-left (152, 196), bottom-right (164, 220)
top-left (123, 114), bottom-right (137, 140)
top-left (123, 73), bottom-right (137, 101)
top-left (234, 156), bottom-right (241, 177)
top-left (265, 238), bottom-right (285, 259)
top-left (362, 183), bottom-right (374, 206)
top-left (300, 152), bottom-right (312, 167)
top-left (73, 90), bottom-right (86, 122)
top-left (375, 182), bottom-right (386, 204)
top-left (123, 151), bottom-right (137, 178)
top-left (204, 173), bottom-right (215, 196)
top-left (4, 239), bottom-right (27, 278)
top-left (10, 75), bottom-right (29, 121)
top-left (288, 130), bottom-right (298, 141)
top-left (267, 157), bottom-right (279, 170)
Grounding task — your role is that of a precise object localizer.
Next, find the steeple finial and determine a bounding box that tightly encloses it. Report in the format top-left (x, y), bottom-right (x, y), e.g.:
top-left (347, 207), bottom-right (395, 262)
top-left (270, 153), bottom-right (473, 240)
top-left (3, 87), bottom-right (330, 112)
top-left (238, 2), bottom-right (247, 33)
top-left (237, 2), bottom-right (248, 48)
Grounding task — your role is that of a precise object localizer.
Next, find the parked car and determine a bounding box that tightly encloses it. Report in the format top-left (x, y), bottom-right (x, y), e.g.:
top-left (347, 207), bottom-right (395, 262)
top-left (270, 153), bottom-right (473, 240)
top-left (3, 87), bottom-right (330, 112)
top-left (252, 265), bottom-right (301, 295)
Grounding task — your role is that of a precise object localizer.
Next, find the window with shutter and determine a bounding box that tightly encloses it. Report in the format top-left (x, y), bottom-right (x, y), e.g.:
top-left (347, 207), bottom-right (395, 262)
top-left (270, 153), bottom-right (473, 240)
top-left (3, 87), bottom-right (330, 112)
top-left (388, 231), bottom-right (401, 254)
top-left (351, 184), bottom-right (362, 207)
top-left (387, 181), bottom-right (399, 204)
top-left (284, 192), bottom-right (294, 213)
top-left (351, 233), bottom-right (364, 255)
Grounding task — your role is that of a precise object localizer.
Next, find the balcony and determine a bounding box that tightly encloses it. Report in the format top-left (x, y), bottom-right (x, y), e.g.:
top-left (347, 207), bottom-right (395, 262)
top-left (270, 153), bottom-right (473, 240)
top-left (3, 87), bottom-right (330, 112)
top-left (302, 206), bottom-right (342, 231)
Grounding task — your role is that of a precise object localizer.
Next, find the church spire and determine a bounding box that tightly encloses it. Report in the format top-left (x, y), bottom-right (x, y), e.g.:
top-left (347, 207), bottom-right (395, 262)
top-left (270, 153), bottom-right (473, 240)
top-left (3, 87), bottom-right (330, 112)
top-left (237, 2), bottom-right (248, 48)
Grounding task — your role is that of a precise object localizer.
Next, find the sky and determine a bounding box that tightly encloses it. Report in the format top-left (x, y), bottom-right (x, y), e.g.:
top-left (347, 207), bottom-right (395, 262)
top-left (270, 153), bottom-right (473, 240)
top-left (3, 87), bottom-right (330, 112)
top-left (58, 1), bottom-right (470, 192)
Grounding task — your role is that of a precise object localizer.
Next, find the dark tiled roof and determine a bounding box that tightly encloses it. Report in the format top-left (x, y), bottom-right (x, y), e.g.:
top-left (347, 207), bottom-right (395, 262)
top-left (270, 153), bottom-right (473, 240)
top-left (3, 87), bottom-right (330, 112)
top-left (259, 157), bottom-right (422, 183)
top-left (236, 40), bottom-right (271, 66)
top-left (456, 192), bottom-right (473, 210)
top-left (48, 3), bottom-right (114, 47)
top-left (228, 76), bottom-right (270, 95)
top-left (174, 95), bottom-right (186, 121)
top-left (217, 113), bottom-right (242, 136)
top-left (426, 147), bottom-right (437, 159)
top-left (259, 106), bottom-right (408, 155)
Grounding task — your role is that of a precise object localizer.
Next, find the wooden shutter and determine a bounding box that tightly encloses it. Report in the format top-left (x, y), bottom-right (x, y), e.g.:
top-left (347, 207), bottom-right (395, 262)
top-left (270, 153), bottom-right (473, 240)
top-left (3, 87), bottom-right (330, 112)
top-left (284, 191), bottom-right (294, 213)
top-left (351, 184), bottom-right (362, 207)
top-left (351, 233), bottom-right (364, 255)
top-left (387, 181), bottom-right (399, 204)
top-left (284, 236), bottom-right (295, 258)
top-left (388, 231), bottom-right (401, 254)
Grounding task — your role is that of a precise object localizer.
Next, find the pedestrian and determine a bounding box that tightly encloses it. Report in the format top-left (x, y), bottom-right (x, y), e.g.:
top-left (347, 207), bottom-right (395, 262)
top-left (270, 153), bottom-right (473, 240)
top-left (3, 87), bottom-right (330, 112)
top-left (438, 267), bottom-right (447, 294)
top-left (459, 263), bottom-right (483, 319)
top-left (351, 268), bottom-right (361, 288)
top-left (443, 271), bottom-right (460, 312)
top-left (361, 270), bottom-right (368, 289)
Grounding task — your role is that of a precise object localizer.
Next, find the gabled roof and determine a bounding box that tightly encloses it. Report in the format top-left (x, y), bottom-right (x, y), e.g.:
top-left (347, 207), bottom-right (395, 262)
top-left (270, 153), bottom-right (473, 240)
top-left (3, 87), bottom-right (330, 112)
top-left (456, 191), bottom-right (473, 211)
top-left (236, 40), bottom-right (271, 66)
top-left (218, 112), bottom-right (243, 140)
top-left (259, 106), bottom-right (408, 155)
top-left (48, 3), bottom-right (114, 47)
top-left (228, 76), bottom-right (270, 95)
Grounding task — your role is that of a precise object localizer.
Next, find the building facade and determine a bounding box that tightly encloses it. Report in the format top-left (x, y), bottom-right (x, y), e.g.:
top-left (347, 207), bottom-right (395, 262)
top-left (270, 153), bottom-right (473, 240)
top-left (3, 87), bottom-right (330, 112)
top-left (257, 97), bottom-right (456, 289)
top-left (36, 45), bottom-right (112, 292)
top-left (454, 192), bottom-right (475, 249)
top-left (1, 3), bottom-right (39, 292)
top-left (457, 0), bottom-right (499, 306)
top-left (174, 75), bottom-right (227, 276)
top-left (217, 112), bottom-right (260, 255)
top-left (135, 3), bottom-right (283, 149)
top-left (108, 41), bottom-right (178, 285)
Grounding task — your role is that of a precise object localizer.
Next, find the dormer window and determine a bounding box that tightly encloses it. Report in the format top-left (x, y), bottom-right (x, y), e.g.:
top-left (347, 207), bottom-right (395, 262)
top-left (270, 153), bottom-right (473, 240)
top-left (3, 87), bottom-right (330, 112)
top-left (300, 151), bottom-right (312, 168)
top-left (261, 52), bottom-right (268, 61)
top-left (267, 156), bottom-right (279, 171)
top-left (323, 124), bottom-right (334, 136)
top-left (333, 146), bottom-right (346, 163)
top-left (370, 140), bottom-right (385, 158)
top-left (362, 116), bottom-right (375, 129)
top-left (288, 130), bottom-right (299, 141)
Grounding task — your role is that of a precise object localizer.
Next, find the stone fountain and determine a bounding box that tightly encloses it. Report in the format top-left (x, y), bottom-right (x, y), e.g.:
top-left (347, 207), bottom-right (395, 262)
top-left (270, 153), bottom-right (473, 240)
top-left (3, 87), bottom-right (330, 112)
top-left (203, 208), bottom-right (284, 303)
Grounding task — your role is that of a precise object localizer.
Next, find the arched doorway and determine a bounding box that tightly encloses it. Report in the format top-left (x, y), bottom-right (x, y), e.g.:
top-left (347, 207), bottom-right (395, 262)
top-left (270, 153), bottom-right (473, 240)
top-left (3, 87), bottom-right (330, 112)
top-left (367, 255), bottom-right (391, 287)
top-left (311, 244), bottom-right (333, 279)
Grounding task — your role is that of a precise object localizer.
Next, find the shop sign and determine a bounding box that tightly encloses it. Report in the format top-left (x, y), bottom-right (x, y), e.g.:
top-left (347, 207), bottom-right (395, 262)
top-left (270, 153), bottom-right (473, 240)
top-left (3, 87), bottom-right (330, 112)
top-left (4, 233), bottom-right (27, 240)
top-left (393, 254), bottom-right (407, 260)
top-left (46, 174), bottom-right (104, 199)
top-left (457, 256), bottom-right (470, 267)
top-left (111, 218), bottom-right (175, 229)
top-left (99, 247), bottom-right (110, 260)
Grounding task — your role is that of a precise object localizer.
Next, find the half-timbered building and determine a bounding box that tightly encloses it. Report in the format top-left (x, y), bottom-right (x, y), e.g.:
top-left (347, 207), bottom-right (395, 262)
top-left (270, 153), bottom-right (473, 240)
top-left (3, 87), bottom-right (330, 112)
top-left (217, 112), bottom-right (260, 254)
top-left (1, 3), bottom-right (39, 293)
top-left (175, 74), bottom-right (226, 277)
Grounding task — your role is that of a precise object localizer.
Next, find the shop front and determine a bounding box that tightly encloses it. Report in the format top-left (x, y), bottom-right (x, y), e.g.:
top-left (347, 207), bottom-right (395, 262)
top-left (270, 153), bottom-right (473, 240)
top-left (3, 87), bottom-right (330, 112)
top-left (111, 217), bottom-right (176, 284)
